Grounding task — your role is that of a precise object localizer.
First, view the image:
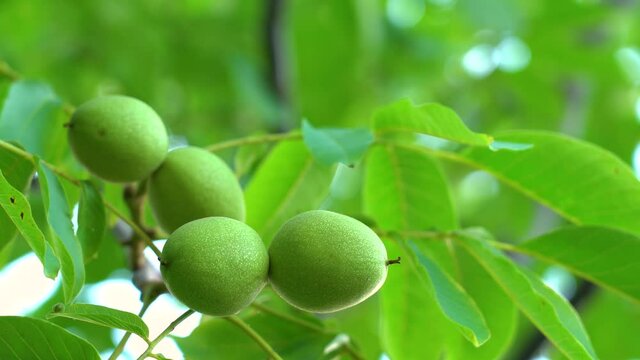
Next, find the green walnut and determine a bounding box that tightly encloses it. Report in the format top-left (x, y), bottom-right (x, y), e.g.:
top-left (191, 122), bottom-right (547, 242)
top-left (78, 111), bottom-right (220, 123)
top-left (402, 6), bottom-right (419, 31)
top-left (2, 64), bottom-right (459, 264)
top-left (268, 210), bottom-right (389, 313)
top-left (68, 95), bottom-right (168, 182)
top-left (148, 146), bottom-right (245, 233)
top-left (160, 217), bottom-right (268, 316)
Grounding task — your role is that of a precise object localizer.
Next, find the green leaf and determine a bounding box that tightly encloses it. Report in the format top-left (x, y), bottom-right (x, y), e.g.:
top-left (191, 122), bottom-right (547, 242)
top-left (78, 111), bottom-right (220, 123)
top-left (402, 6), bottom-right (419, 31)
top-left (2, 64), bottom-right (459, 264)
top-left (373, 99), bottom-right (492, 146)
top-left (0, 168), bottom-right (58, 278)
top-left (176, 311), bottom-right (334, 359)
top-left (405, 240), bottom-right (491, 346)
top-left (457, 228), bottom-right (598, 360)
top-left (363, 144), bottom-right (458, 231)
top-left (37, 162), bottom-right (85, 303)
top-left (0, 144), bottom-right (34, 250)
top-left (0, 316), bottom-right (100, 359)
top-left (0, 81), bottom-right (67, 163)
top-left (460, 131), bottom-right (640, 235)
top-left (77, 181), bottom-right (105, 262)
top-left (517, 226), bottom-right (640, 303)
top-left (449, 245), bottom-right (518, 360)
top-left (244, 140), bottom-right (335, 245)
top-left (302, 119), bottom-right (373, 165)
top-left (377, 240), bottom-right (452, 359)
top-left (47, 303), bottom-right (149, 340)
top-left (364, 144), bottom-right (459, 358)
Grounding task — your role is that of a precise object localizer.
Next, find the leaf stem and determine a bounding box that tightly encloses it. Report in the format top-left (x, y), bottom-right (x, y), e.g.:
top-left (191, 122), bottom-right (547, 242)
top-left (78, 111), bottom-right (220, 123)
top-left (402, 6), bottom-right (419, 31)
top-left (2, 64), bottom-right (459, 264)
top-left (250, 302), bottom-right (326, 333)
top-left (136, 309), bottom-right (195, 360)
top-left (206, 131), bottom-right (302, 152)
top-left (0, 139), bottom-right (163, 258)
top-left (224, 315), bottom-right (284, 360)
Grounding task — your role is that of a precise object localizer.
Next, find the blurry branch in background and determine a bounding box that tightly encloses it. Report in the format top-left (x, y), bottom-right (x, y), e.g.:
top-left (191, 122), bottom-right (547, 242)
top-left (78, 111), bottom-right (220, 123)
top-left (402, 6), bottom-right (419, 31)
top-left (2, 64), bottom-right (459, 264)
top-left (0, 61), bottom-right (20, 81)
top-left (265, 0), bottom-right (291, 131)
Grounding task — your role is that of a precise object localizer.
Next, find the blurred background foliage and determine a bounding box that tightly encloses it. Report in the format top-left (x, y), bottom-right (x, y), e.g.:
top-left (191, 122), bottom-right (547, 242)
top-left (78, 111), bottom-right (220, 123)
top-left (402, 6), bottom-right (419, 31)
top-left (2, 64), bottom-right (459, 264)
top-left (2, 0), bottom-right (640, 359)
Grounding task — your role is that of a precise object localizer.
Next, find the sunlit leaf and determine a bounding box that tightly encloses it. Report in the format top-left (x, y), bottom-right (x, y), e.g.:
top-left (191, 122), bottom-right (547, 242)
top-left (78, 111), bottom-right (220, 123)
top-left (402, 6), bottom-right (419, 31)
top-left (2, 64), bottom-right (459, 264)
top-left (373, 99), bottom-right (492, 146)
top-left (244, 140), bottom-right (335, 245)
top-left (460, 131), bottom-right (640, 235)
top-left (47, 303), bottom-right (149, 340)
top-left (0, 81), bottom-right (67, 163)
top-left (0, 316), bottom-right (100, 359)
top-left (518, 226), bottom-right (640, 303)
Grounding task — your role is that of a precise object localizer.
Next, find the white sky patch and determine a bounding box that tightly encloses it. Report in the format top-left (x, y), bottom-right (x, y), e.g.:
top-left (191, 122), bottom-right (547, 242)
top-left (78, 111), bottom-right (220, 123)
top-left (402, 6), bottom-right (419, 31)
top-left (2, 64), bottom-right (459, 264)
top-left (0, 253), bottom-right (58, 315)
top-left (632, 142), bottom-right (640, 179)
top-left (108, 294), bottom-right (201, 359)
top-left (72, 202), bottom-right (80, 234)
top-left (86, 255), bottom-right (201, 359)
top-left (542, 266), bottom-right (576, 300)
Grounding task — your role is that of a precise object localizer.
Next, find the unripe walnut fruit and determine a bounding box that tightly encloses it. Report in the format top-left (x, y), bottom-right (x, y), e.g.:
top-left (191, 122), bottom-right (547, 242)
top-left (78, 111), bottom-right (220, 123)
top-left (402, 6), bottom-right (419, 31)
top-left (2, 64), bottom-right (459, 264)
top-left (160, 217), bottom-right (268, 316)
top-left (268, 210), bottom-right (388, 313)
top-left (148, 146), bottom-right (245, 233)
top-left (68, 95), bottom-right (168, 182)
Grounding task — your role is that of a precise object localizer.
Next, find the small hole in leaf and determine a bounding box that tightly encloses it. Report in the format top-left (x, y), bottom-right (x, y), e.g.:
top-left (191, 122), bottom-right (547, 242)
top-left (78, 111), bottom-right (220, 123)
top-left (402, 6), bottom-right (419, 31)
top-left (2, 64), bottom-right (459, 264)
top-left (10, 197), bottom-right (15, 204)
top-left (20, 212), bottom-right (24, 220)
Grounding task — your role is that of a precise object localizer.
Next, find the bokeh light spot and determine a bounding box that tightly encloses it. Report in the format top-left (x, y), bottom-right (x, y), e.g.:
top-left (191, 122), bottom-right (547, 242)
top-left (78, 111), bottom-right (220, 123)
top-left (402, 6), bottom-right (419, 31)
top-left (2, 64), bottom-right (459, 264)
top-left (462, 44), bottom-right (496, 78)
top-left (493, 36), bottom-right (531, 72)
top-left (386, 0), bottom-right (426, 29)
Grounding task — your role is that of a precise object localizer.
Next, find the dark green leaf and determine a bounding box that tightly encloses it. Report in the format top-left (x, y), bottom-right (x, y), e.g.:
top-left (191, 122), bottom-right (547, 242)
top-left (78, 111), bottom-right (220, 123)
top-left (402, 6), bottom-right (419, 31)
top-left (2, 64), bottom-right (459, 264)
top-left (0, 81), bottom-right (67, 162)
top-left (0, 316), bottom-right (100, 359)
top-left (302, 119), bottom-right (373, 165)
top-left (47, 303), bottom-right (149, 340)
top-left (244, 140), bottom-right (335, 245)
top-left (37, 162), bottom-right (85, 303)
top-left (77, 181), bottom-right (105, 262)
top-left (405, 240), bottom-right (491, 346)
top-left (373, 99), bottom-right (492, 146)
top-left (0, 168), bottom-right (58, 278)
top-left (518, 226), bottom-right (640, 303)
top-left (0, 143), bottom-right (34, 250)
top-left (457, 228), bottom-right (598, 360)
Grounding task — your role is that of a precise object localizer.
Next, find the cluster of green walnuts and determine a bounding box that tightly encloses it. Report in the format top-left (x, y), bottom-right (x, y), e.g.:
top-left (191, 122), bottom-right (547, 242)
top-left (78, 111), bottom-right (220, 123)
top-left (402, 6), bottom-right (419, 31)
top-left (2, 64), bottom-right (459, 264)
top-left (68, 95), bottom-right (391, 316)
